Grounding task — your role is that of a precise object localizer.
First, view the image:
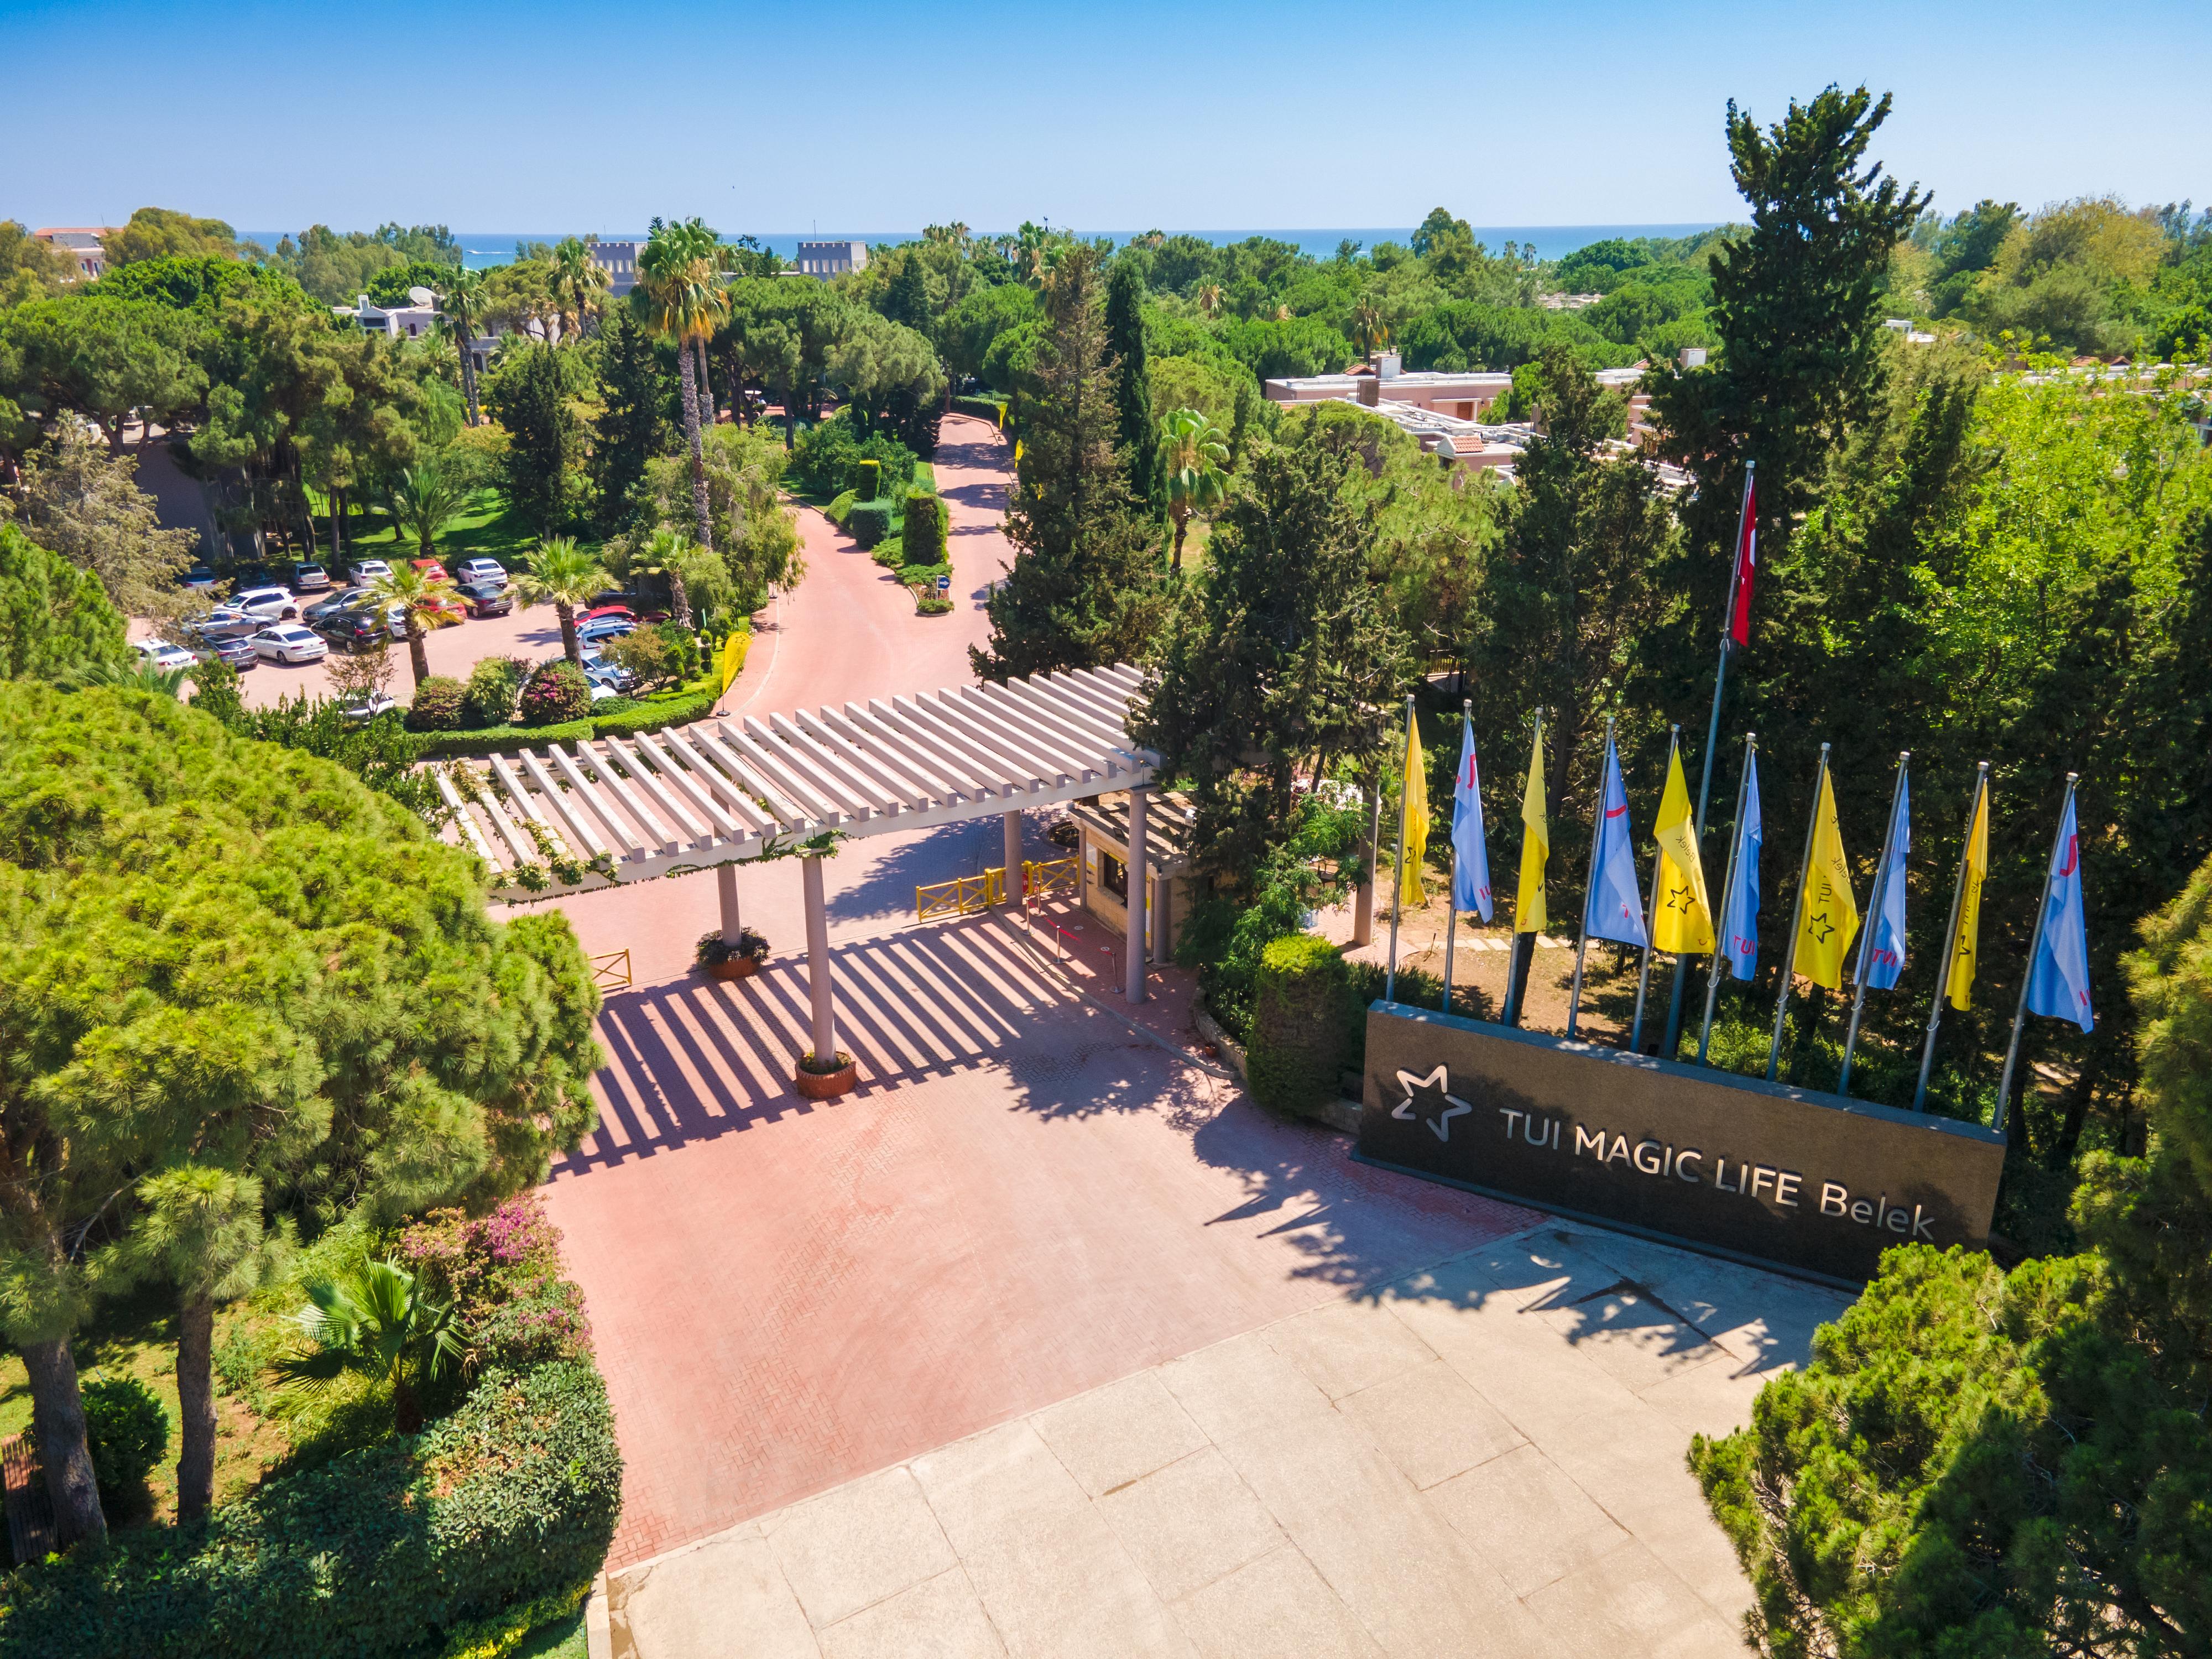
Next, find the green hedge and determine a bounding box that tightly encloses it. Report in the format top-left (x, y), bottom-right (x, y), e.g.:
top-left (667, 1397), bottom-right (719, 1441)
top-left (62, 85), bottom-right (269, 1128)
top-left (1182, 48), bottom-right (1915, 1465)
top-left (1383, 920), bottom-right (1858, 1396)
top-left (1248, 935), bottom-right (1352, 1115)
top-left (824, 488), bottom-right (858, 525)
top-left (951, 394), bottom-right (1005, 423)
top-left (413, 675), bottom-right (720, 759)
top-left (846, 500), bottom-right (893, 549)
top-left (903, 494), bottom-right (947, 564)
top-left (0, 1359), bottom-right (622, 1658)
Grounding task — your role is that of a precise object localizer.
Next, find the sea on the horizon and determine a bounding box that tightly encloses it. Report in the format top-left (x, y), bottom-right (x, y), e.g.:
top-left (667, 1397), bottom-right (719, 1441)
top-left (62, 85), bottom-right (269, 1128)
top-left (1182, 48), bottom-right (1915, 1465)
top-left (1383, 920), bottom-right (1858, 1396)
top-left (240, 225), bottom-right (1721, 271)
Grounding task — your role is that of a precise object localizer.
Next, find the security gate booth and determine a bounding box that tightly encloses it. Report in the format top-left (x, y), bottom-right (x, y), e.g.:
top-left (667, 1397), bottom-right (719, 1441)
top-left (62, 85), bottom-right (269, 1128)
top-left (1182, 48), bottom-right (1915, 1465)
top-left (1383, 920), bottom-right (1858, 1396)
top-left (432, 663), bottom-right (1162, 1094)
top-left (1068, 790), bottom-right (1197, 968)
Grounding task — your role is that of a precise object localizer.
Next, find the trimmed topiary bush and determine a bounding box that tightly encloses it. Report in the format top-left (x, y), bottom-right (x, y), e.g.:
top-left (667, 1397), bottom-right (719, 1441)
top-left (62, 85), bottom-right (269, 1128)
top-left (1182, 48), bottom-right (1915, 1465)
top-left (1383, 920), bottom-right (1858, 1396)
top-left (404, 675), bottom-right (466, 731)
top-left (83, 1376), bottom-right (169, 1518)
top-left (902, 493), bottom-right (947, 565)
top-left (518, 660), bottom-right (591, 726)
top-left (846, 500), bottom-right (893, 549)
top-left (825, 488), bottom-right (858, 525)
top-left (1247, 934), bottom-right (1351, 1116)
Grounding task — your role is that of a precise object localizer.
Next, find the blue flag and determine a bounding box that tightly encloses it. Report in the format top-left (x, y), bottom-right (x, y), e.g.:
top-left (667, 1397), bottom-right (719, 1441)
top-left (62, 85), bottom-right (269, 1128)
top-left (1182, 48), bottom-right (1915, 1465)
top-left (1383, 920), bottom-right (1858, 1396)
top-left (1584, 737), bottom-right (1647, 948)
top-left (1860, 770), bottom-right (1911, 990)
top-left (1451, 714), bottom-right (1493, 921)
top-left (2026, 791), bottom-right (2094, 1034)
top-left (1720, 752), bottom-right (1762, 980)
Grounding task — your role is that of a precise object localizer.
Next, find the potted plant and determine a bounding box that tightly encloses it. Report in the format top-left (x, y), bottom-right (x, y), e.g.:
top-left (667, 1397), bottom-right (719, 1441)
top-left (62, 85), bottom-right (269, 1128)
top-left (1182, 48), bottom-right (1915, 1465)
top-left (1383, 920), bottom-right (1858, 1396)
top-left (696, 927), bottom-right (769, 982)
top-left (794, 1048), bottom-right (858, 1100)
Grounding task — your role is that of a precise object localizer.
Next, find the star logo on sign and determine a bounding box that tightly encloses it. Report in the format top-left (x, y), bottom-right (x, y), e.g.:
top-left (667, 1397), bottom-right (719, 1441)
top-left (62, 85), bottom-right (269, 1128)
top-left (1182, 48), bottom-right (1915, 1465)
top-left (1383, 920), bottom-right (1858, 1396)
top-left (1808, 912), bottom-right (1835, 943)
top-left (1666, 882), bottom-right (1695, 914)
top-left (1391, 1066), bottom-right (1472, 1143)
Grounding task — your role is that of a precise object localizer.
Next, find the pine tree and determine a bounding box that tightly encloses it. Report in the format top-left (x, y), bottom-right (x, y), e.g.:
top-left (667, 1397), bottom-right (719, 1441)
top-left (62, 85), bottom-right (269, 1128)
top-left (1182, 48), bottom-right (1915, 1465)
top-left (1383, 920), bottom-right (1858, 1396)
top-left (1104, 261), bottom-right (1165, 518)
top-left (591, 309), bottom-right (676, 535)
top-left (971, 248), bottom-right (1161, 681)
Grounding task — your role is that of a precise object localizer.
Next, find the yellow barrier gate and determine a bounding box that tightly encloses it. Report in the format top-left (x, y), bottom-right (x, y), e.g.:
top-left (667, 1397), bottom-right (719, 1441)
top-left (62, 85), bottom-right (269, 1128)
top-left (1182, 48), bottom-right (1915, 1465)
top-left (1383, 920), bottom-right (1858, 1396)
top-left (1022, 855), bottom-right (1079, 899)
top-left (589, 948), bottom-right (633, 991)
top-left (916, 869), bottom-right (1004, 921)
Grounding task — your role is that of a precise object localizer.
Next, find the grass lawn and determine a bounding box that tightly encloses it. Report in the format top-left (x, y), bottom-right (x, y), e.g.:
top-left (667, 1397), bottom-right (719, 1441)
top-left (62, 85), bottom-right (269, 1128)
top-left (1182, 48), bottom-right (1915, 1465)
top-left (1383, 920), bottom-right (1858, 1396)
top-left (514, 1608), bottom-right (588, 1658)
top-left (336, 488), bottom-right (596, 568)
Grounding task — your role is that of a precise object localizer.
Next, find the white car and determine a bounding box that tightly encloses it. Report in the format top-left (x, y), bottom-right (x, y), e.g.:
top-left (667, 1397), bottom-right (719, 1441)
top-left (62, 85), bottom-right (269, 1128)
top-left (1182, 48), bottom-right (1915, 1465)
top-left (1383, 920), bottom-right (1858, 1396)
top-left (588, 681), bottom-right (619, 702)
top-left (229, 585), bottom-right (300, 621)
top-left (250, 624), bottom-right (328, 664)
top-left (342, 691), bottom-right (398, 723)
top-left (453, 558), bottom-right (505, 585)
top-left (135, 639), bottom-right (197, 672)
top-left (349, 559), bottom-right (392, 586)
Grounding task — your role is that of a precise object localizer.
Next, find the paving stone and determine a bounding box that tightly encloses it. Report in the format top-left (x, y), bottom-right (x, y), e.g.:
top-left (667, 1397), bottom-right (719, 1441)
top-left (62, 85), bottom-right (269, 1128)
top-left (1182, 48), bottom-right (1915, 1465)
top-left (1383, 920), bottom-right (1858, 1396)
top-left (1521, 1536), bottom-right (1746, 1658)
top-left (1159, 1329), bottom-right (1333, 1445)
top-left (1031, 1370), bottom-right (1210, 1498)
top-left (611, 1530), bottom-right (818, 1659)
top-left (1338, 1359), bottom-right (1526, 1491)
top-left (956, 1504), bottom-right (1194, 1659)
top-left (762, 1464), bottom-right (956, 1629)
top-left (1426, 1443), bottom-right (1629, 1598)
top-left (1264, 1297), bottom-right (1437, 1401)
top-left (1171, 1545), bottom-right (1384, 1659)
top-left (817, 1568), bottom-right (1007, 1659)
top-left (1098, 1447), bottom-right (1283, 1603)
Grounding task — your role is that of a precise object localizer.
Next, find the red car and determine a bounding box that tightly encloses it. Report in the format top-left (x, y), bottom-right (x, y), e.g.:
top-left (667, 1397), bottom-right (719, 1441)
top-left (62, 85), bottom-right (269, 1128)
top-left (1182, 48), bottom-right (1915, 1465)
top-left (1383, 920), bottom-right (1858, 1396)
top-left (410, 557), bottom-right (450, 581)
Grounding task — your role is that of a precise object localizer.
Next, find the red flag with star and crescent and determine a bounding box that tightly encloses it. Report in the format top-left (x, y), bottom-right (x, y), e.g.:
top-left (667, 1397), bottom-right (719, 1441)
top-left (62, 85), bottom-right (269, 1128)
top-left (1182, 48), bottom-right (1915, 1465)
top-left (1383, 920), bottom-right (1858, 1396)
top-left (1728, 476), bottom-right (1758, 646)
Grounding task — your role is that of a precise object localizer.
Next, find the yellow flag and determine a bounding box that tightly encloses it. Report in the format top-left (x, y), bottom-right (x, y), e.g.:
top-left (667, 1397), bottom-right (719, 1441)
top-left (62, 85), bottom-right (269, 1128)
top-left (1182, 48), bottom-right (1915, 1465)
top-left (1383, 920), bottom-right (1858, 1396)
top-left (1515, 729), bottom-right (1548, 933)
top-left (718, 628), bottom-right (750, 693)
top-left (1651, 745), bottom-right (1715, 953)
top-left (1947, 784), bottom-right (1989, 1010)
top-left (1397, 704), bottom-right (1430, 907)
top-left (1014, 437), bottom-right (1024, 462)
top-left (1794, 768), bottom-right (1859, 990)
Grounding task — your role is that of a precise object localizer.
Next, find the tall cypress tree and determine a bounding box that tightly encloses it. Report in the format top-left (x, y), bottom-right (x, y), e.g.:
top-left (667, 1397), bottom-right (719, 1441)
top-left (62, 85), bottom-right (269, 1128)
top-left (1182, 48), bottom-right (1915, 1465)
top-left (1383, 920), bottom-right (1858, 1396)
top-left (1104, 260), bottom-right (1165, 520)
top-left (591, 309), bottom-right (676, 535)
top-left (971, 248), bottom-right (1161, 681)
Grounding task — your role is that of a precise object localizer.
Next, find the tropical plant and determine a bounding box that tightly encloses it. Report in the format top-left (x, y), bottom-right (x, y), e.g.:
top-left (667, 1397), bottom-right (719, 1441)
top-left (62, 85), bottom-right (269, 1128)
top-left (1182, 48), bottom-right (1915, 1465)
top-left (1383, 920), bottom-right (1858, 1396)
top-left (435, 266), bottom-right (489, 425)
top-left (1160, 407), bottom-right (1230, 573)
top-left (379, 458), bottom-right (469, 558)
top-left (635, 220), bottom-right (729, 591)
top-left (513, 535), bottom-right (609, 666)
top-left (551, 236), bottom-right (609, 340)
top-left (1349, 295), bottom-right (1389, 357)
top-left (55, 658), bottom-right (192, 697)
top-left (631, 526), bottom-right (694, 634)
top-left (370, 561), bottom-right (460, 687)
top-left (274, 1255), bottom-right (465, 1434)
top-left (1196, 282), bottom-right (1224, 319)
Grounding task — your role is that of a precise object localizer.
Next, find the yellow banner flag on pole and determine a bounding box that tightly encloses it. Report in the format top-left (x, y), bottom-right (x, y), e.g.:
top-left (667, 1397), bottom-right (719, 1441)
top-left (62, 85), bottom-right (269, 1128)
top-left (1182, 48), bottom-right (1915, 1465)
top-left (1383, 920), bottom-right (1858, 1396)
top-left (1515, 726), bottom-right (1548, 933)
top-left (1794, 768), bottom-right (1860, 989)
top-left (1651, 743), bottom-right (1715, 953)
top-left (1398, 702), bottom-right (1430, 908)
top-left (718, 628), bottom-right (749, 693)
top-left (1947, 783), bottom-right (1990, 1010)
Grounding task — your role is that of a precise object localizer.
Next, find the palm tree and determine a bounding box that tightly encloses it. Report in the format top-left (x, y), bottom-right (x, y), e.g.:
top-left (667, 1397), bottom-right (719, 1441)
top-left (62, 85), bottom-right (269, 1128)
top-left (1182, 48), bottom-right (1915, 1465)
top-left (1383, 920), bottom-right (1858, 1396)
top-left (436, 267), bottom-right (489, 425)
top-left (274, 1256), bottom-right (463, 1435)
top-left (1349, 295), bottom-right (1389, 359)
top-left (514, 535), bottom-right (609, 667)
top-left (1161, 408), bottom-right (1230, 574)
top-left (371, 561), bottom-right (458, 687)
top-left (634, 526), bottom-right (695, 634)
top-left (552, 237), bottom-right (609, 339)
top-left (636, 222), bottom-right (728, 591)
top-left (58, 659), bottom-right (191, 697)
top-left (380, 460), bottom-right (469, 559)
top-left (1196, 282), bottom-right (1224, 319)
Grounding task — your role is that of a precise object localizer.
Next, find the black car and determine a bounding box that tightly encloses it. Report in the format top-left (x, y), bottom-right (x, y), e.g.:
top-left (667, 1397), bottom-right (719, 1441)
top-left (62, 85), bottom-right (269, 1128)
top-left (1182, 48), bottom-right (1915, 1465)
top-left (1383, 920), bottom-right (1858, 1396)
top-left (315, 609), bottom-right (388, 651)
top-left (304, 589), bottom-right (375, 625)
top-left (457, 578), bottom-right (514, 618)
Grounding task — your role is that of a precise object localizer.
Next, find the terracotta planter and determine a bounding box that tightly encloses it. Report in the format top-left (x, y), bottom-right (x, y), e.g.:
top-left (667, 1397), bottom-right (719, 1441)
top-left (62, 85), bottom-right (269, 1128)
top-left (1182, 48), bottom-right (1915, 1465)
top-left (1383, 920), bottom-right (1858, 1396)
top-left (703, 956), bottom-right (759, 982)
top-left (793, 1058), bottom-right (859, 1100)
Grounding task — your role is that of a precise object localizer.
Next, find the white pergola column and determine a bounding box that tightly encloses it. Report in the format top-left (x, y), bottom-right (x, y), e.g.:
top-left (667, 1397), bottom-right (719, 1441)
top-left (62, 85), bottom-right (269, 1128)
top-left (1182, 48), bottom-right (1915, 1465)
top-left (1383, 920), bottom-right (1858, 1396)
top-left (717, 861), bottom-right (743, 942)
top-left (1125, 787), bottom-right (1149, 1003)
top-left (1003, 810), bottom-right (1024, 905)
top-left (802, 854), bottom-right (838, 1062)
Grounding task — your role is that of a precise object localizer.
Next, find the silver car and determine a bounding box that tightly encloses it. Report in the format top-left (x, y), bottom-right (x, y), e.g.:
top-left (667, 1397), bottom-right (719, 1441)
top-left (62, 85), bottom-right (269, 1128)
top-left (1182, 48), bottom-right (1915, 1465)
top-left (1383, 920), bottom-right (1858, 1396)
top-left (250, 624), bottom-right (329, 664)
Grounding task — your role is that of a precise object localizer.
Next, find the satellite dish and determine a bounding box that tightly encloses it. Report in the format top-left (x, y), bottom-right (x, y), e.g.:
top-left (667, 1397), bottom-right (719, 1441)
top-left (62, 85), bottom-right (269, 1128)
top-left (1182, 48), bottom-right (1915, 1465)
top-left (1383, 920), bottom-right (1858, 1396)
top-left (408, 285), bottom-right (436, 306)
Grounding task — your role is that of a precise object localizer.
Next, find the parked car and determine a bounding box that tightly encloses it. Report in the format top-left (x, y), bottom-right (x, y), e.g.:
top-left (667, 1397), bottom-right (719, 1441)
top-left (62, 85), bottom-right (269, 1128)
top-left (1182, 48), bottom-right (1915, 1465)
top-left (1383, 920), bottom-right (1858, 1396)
top-left (579, 603), bottom-right (635, 625)
top-left (409, 557), bottom-right (449, 581)
top-left (250, 624), bottom-right (328, 664)
top-left (316, 609), bottom-right (388, 651)
top-left (187, 608), bottom-right (263, 643)
top-left (385, 597), bottom-right (465, 640)
top-left (575, 613), bottom-right (637, 645)
top-left (578, 647), bottom-right (635, 692)
top-left (341, 691), bottom-right (398, 723)
top-left (348, 559), bottom-right (392, 586)
top-left (229, 585), bottom-right (300, 622)
top-left (454, 558), bottom-right (505, 586)
top-left (588, 680), bottom-right (620, 703)
top-left (180, 565), bottom-right (218, 589)
top-left (304, 589), bottom-right (378, 624)
top-left (135, 639), bottom-right (197, 672)
top-left (456, 578), bottom-right (513, 618)
top-left (196, 636), bottom-right (260, 670)
top-left (291, 561), bottom-right (332, 592)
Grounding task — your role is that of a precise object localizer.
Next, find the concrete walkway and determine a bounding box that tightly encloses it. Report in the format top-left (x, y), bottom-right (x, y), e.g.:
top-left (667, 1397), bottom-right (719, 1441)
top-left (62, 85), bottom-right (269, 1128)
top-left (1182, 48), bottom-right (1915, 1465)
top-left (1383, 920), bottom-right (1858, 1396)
top-left (605, 1220), bottom-right (1845, 1658)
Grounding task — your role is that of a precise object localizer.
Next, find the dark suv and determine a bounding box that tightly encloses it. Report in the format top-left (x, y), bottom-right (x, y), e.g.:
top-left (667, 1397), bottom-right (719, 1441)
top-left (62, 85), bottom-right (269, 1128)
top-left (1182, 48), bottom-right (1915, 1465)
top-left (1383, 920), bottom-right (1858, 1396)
top-left (315, 608), bottom-right (389, 652)
top-left (456, 578), bottom-right (514, 618)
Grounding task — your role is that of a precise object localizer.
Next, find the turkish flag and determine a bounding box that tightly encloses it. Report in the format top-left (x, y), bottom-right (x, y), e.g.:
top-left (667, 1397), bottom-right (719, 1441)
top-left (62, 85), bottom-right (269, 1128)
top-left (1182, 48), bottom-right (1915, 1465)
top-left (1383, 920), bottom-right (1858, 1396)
top-left (1728, 477), bottom-right (1757, 647)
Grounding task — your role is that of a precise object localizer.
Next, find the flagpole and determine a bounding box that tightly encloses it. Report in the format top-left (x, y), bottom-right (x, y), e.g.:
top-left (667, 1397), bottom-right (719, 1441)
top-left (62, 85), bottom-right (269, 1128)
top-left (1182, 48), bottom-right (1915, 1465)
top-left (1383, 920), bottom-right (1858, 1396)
top-left (1442, 696), bottom-right (1469, 1015)
top-left (1667, 461), bottom-right (1756, 1056)
top-left (1502, 706), bottom-right (1544, 1029)
top-left (1838, 752), bottom-right (1910, 1095)
top-left (1911, 761), bottom-right (1989, 1112)
top-left (1629, 726), bottom-right (1678, 1053)
top-left (1698, 732), bottom-right (1756, 1063)
top-left (1384, 694), bottom-right (1414, 1005)
top-left (1994, 773), bottom-right (2079, 1136)
top-left (1564, 713), bottom-right (1614, 1040)
top-left (1766, 742), bottom-right (1830, 1082)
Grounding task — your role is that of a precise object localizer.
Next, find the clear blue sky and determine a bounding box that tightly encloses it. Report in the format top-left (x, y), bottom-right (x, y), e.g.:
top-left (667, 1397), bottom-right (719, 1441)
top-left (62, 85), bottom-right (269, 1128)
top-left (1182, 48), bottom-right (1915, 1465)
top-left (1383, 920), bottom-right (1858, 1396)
top-left (4, 0), bottom-right (2205, 235)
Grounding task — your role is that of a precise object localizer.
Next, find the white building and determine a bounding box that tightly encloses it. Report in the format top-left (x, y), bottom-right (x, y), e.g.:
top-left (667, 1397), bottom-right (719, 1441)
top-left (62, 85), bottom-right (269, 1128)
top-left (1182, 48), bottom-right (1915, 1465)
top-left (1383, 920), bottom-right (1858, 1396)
top-left (588, 238), bottom-right (645, 297)
top-left (336, 289), bottom-right (499, 377)
top-left (795, 239), bottom-right (868, 279)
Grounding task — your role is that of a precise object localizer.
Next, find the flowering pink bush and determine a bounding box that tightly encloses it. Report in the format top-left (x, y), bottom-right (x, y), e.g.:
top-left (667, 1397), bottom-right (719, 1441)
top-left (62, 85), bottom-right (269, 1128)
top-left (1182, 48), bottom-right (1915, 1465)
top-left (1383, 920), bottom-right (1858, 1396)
top-left (397, 1193), bottom-right (591, 1368)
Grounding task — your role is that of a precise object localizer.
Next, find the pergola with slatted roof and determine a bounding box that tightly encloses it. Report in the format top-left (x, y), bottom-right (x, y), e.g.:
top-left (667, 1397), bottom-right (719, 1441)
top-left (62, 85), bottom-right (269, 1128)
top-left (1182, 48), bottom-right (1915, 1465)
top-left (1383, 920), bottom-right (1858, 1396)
top-left (432, 664), bottom-right (1166, 1090)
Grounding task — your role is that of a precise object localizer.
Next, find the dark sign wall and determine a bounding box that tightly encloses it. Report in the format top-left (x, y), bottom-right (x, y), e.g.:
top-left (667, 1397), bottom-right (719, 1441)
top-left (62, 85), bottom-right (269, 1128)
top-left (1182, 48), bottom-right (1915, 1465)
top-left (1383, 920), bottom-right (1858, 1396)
top-left (1357, 1003), bottom-right (2006, 1283)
